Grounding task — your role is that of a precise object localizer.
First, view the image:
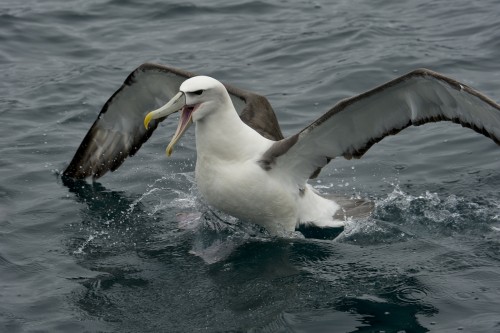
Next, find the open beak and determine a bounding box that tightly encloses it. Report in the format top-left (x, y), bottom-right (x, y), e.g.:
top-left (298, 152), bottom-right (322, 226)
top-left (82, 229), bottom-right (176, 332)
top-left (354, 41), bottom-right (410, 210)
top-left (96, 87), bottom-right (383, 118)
top-left (143, 91), bottom-right (196, 156)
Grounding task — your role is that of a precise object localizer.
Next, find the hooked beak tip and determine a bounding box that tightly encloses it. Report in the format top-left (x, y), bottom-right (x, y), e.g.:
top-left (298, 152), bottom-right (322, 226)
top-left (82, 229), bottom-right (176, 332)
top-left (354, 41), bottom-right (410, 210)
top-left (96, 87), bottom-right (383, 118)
top-left (166, 145), bottom-right (173, 157)
top-left (143, 91), bottom-right (185, 130)
top-left (144, 113), bottom-right (153, 130)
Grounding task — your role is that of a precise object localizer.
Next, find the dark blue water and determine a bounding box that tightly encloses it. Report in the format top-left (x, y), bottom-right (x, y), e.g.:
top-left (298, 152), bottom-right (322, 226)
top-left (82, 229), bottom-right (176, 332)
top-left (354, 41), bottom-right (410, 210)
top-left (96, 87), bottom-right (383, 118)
top-left (1, 0), bottom-right (500, 332)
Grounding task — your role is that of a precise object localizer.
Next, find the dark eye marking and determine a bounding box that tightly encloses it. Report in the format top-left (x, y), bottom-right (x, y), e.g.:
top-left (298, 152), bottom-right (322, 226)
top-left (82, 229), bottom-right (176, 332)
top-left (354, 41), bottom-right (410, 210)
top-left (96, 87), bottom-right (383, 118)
top-left (192, 90), bottom-right (204, 95)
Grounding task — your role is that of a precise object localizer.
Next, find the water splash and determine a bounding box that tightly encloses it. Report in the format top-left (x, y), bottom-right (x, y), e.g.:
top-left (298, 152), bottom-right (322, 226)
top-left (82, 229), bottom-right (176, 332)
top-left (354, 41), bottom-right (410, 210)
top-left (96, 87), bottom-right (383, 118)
top-left (73, 231), bottom-right (109, 255)
top-left (373, 183), bottom-right (498, 238)
top-left (336, 180), bottom-right (500, 245)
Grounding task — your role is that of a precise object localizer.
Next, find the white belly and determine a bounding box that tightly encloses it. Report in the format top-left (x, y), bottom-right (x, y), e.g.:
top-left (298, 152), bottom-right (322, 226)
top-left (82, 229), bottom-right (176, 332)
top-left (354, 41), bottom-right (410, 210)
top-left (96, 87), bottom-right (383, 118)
top-left (195, 155), bottom-right (342, 234)
top-left (196, 155), bottom-right (299, 234)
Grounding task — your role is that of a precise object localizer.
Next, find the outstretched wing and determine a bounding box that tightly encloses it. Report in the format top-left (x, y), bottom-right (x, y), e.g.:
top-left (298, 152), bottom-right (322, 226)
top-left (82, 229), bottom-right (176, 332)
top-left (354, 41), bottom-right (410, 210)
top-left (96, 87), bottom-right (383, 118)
top-left (262, 68), bottom-right (500, 185)
top-left (64, 63), bottom-right (283, 179)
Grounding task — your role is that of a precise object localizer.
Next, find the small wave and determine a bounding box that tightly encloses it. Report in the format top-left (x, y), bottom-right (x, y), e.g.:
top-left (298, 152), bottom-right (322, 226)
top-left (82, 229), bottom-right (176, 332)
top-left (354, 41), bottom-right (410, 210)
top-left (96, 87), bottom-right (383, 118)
top-left (335, 181), bottom-right (500, 245)
top-left (373, 183), bottom-right (498, 238)
top-left (395, 285), bottom-right (429, 304)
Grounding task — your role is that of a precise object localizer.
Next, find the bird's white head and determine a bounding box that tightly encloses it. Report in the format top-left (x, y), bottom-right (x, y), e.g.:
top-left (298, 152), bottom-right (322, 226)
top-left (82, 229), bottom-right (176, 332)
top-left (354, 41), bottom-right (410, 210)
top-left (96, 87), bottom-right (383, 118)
top-left (144, 75), bottom-right (232, 156)
top-left (180, 76), bottom-right (229, 122)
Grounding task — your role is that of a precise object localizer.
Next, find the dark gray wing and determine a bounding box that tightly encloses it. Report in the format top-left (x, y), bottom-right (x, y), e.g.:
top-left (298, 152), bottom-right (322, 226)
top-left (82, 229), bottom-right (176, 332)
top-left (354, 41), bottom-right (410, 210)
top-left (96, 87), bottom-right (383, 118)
top-left (265, 69), bottom-right (500, 185)
top-left (63, 64), bottom-right (193, 179)
top-left (64, 63), bottom-right (283, 179)
top-left (225, 84), bottom-right (284, 141)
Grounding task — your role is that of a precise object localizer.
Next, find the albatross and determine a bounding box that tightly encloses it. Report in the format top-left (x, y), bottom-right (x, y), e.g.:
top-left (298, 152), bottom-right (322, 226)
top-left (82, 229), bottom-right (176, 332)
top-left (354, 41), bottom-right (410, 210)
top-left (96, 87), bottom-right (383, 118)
top-left (64, 64), bottom-right (500, 235)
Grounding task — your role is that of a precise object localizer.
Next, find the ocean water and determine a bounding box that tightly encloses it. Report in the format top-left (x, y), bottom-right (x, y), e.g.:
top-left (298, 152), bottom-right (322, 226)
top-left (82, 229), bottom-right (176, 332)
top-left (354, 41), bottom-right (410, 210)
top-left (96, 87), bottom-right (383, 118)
top-left (1, 0), bottom-right (500, 332)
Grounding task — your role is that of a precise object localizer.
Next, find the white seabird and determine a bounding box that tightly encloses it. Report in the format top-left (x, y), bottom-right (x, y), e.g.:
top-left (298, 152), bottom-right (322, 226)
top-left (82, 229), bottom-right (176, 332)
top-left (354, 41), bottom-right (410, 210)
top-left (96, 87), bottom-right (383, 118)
top-left (143, 76), bottom-right (345, 234)
top-left (64, 64), bottom-right (500, 235)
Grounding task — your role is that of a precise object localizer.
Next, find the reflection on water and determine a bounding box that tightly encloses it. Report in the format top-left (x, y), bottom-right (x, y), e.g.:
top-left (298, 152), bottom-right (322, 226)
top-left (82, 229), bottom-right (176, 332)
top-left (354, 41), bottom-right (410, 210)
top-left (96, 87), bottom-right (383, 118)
top-left (62, 177), bottom-right (470, 332)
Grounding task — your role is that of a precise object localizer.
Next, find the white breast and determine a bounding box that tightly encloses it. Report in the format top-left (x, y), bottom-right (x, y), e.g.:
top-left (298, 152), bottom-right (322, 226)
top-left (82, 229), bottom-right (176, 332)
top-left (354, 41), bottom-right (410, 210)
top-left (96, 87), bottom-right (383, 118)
top-left (195, 154), bottom-right (300, 234)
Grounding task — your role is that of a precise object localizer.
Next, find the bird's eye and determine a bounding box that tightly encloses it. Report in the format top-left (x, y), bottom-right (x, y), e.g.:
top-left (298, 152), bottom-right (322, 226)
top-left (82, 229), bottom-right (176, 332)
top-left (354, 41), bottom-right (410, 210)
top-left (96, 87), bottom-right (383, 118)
top-left (192, 90), bottom-right (204, 95)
